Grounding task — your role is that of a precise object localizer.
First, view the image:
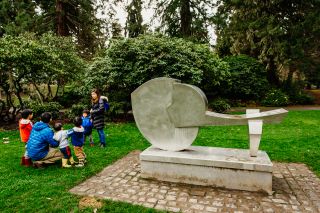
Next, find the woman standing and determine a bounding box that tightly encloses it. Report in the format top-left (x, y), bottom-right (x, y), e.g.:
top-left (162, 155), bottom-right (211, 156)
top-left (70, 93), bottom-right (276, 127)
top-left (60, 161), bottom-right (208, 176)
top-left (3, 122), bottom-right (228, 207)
top-left (90, 89), bottom-right (106, 148)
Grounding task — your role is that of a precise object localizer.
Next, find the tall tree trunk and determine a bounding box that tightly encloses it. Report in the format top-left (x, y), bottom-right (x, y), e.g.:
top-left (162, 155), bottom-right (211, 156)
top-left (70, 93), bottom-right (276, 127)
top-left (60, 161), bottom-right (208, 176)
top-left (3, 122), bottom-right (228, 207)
top-left (47, 82), bottom-right (52, 100)
top-left (267, 59), bottom-right (279, 86)
top-left (0, 99), bottom-right (5, 117)
top-left (14, 80), bottom-right (24, 109)
top-left (180, 0), bottom-right (192, 38)
top-left (56, 0), bottom-right (67, 36)
top-left (286, 65), bottom-right (295, 85)
top-left (8, 70), bottom-right (15, 93)
top-left (30, 81), bottom-right (45, 103)
top-left (54, 82), bottom-right (60, 99)
top-left (5, 89), bottom-right (13, 108)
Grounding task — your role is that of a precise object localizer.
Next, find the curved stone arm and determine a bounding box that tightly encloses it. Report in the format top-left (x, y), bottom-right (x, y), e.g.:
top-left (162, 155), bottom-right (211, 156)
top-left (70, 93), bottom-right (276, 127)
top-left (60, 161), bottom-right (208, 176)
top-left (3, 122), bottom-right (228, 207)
top-left (174, 108), bottom-right (288, 127)
top-left (167, 83), bottom-right (288, 128)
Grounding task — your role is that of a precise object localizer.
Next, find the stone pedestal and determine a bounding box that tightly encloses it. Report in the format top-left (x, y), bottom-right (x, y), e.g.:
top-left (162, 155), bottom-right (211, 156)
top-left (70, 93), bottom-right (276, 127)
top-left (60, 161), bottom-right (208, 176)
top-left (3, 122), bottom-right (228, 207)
top-left (140, 146), bottom-right (273, 194)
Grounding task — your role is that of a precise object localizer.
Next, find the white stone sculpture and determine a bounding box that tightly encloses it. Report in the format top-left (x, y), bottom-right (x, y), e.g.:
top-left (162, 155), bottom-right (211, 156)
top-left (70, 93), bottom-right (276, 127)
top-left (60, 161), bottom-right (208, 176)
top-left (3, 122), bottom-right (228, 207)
top-left (131, 77), bottom-right (287, 154)
top-left (131, 77), bottom-right (288, 194)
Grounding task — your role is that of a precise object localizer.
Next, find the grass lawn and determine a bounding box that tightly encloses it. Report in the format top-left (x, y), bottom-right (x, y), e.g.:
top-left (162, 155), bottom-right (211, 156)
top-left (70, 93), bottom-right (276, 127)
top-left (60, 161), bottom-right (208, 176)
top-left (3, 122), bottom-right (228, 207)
top-left (0, 110), bottom-right (319, 212)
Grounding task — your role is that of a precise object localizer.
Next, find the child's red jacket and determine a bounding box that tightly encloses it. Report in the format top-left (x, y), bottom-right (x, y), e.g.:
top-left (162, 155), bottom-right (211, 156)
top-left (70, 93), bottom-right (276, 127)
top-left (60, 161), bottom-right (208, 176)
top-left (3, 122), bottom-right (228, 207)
top-left (19, 119), bottom-right (33, 143)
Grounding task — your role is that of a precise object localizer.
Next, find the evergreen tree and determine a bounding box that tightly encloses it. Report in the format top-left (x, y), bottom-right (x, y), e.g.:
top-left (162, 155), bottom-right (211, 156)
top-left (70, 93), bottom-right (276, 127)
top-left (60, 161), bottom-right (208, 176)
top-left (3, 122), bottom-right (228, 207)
top-left (215, 0), bottom-right (320, 85)
top-left (35, 0), bottom-right (107, 57)
top-left (111, 21), bottom-right (123, 38)
top-left (152, 0), bottom-right (214, 43)
top-left (0, 0), bottom-right (37, 36)
top-left (125, 0), bottom-right (145, 37)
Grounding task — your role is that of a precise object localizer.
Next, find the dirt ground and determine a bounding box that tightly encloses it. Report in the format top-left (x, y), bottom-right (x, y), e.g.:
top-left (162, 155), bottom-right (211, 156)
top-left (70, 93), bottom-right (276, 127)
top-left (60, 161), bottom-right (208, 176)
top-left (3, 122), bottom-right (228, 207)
top-left (0, 121), bottom-right (18, 131)
top-left (78, 196), bottom-right (103, 210)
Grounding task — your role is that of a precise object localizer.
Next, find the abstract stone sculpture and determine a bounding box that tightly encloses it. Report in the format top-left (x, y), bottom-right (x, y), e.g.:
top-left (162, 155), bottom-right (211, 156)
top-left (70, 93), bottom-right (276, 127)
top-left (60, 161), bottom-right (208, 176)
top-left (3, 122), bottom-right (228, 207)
top-left (132, 77), bottom-right (288, 194)
top-left (131, 77), bottom-right (288, 154)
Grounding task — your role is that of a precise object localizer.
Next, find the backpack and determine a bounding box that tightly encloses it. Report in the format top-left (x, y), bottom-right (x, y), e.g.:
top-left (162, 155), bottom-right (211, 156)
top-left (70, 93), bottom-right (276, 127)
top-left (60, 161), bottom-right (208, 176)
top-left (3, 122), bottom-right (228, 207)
top-left (103, 100), bottom-right (110, 111)
top-left (99, 98), bottom-right (110, 112)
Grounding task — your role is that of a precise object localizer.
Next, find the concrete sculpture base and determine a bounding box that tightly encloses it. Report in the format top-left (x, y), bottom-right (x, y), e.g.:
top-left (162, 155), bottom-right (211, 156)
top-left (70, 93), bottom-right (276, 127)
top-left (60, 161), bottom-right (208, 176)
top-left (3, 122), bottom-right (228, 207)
top-left (140, 146), bottom-right (273, 195)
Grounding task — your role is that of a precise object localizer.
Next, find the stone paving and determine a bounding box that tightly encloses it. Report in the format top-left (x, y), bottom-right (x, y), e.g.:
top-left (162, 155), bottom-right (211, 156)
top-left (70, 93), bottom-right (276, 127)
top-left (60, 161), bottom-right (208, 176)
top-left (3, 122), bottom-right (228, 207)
top-left (70, 151), bottom-right (320, 213)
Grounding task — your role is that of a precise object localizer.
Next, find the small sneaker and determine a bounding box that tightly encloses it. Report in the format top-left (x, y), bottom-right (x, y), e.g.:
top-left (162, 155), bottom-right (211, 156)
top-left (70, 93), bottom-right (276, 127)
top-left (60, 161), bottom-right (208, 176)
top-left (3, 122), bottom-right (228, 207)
top-left (75, 162), bottom-right (84, 167)
top-left (99, 143), bottom-right (106, 148)
top-left (90, 143), bottom-right (94, 147)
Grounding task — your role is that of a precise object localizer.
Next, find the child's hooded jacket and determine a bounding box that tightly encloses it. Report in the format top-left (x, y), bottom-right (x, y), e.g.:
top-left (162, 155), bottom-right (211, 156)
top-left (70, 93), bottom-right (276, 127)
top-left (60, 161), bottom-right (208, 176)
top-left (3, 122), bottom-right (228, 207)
top-left (82, 116), bottom-right (93, 136)
top-left (67, 127), bottom-right (85, 147)
top-left (19, 119), bottom-right (33, 142)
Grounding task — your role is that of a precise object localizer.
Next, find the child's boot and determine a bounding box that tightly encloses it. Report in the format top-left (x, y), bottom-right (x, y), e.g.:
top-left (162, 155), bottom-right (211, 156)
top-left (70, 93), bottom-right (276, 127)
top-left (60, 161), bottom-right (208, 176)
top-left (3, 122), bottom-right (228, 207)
top-left (62, 159), bottom-right (71, 168)
top-left (69, 157), bottom-right (77, 165)
top-left (20, 156), bottom-right (26, 166)
top-left (24, 157), bottom-right (33, 167)
top-left (90, 137), bottom-right (94, 147)
top-left (75, 159), bottom-right (84, 167)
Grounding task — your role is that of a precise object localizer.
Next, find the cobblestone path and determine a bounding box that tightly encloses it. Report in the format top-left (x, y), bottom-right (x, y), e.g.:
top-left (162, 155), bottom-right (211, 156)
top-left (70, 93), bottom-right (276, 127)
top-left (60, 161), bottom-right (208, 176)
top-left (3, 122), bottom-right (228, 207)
top-left (70, 151), bottom-right (320, 213)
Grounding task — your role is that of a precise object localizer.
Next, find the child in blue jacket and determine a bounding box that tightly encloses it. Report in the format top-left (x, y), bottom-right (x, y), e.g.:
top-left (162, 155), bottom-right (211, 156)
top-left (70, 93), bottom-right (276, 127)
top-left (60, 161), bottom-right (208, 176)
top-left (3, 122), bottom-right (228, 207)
top-left (27, 112), bottom-right (62, 168)
top-left (82, 110), bottom-right (94, 146)
top-left (67, 117), bottom-right (86, 167)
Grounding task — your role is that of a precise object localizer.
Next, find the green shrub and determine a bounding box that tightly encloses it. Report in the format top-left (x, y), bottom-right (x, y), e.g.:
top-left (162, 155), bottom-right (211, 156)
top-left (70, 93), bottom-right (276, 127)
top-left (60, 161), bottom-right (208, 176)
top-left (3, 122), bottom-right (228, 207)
top-left (280, 81), bottom-right (315, 105)
top-left (84, 35), bottom-right (230, 116)
top-left (56, 88), bottom-right (84, 108)
top-left (261, 89), bottom-right (289, 106)
top-left (228, 100), bottom-right (259, 107)
top-left (106, 101), bottom-right (129, 120)
top-left (221, 55), bottom-right (269, 101)
top-left (24, 101), bottom-right (63, 119)
top-left (66, 103), bottom-right (90, 119)
top-left (0, 33), bottom-right (84, 109)
top-left (228, 100), bottom-right (247, 107)
top-left (289, 92), bottom-right (315, 105)
top-left (208, 98), bottom-right (231, 113)
top-left (66, 101), bottom-right (132, 121)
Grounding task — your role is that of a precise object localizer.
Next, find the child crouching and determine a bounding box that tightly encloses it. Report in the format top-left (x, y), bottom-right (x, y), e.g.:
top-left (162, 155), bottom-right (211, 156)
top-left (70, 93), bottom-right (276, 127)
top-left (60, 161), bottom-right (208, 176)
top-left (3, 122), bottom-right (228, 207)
top-left (68, 117), bottom-right (86, 167)
top-left (53, 123), bottom-right (76, 168)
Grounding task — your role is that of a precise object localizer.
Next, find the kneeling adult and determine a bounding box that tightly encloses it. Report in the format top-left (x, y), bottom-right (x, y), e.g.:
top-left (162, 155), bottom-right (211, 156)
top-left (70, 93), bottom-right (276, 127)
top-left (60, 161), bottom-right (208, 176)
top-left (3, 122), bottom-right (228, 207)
top-left (27, 112), bottom-right (63, 168)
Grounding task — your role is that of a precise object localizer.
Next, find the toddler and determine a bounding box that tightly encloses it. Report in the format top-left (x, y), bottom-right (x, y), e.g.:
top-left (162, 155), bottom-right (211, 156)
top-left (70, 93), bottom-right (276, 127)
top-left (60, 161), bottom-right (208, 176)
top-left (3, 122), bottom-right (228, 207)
top-left (53, 123), bottom-right (76, 168)
top-left (82, 110), bottom-right (94, 146)
top-left (19, 109), bottom-right (33, 166)
top-left (68, 117), bottom-right (86, 167)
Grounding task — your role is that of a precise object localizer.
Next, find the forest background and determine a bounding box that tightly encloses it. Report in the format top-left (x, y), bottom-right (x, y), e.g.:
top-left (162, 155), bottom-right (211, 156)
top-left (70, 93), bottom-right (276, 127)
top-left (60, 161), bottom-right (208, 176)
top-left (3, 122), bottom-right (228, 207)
top-left (0, 0), bottom-right (319, 125)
